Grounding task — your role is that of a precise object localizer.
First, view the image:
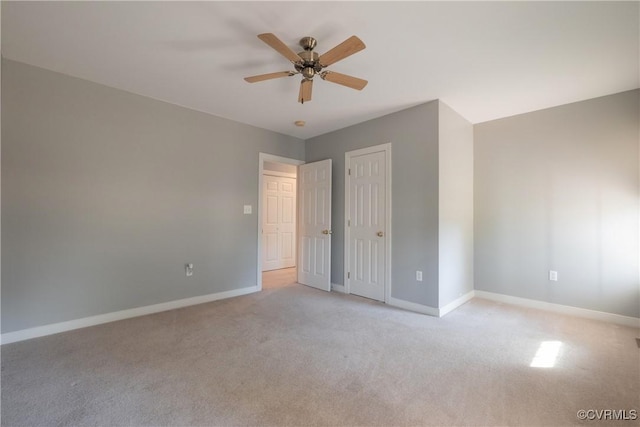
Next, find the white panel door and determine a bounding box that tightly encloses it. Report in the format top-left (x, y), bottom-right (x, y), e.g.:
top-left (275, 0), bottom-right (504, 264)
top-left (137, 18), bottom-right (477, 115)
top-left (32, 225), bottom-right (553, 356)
top-left (262, 175), bottom-right (296, 271)
top-left (298, 159), bottom-right (332, 291)
top-left (348, 151), bottom-right (386, 301)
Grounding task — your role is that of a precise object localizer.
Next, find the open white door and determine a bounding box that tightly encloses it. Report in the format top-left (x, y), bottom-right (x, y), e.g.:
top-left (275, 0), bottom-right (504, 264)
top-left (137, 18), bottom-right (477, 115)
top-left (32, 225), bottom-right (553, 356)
top-left (298, 159), bottom-right (332, 291)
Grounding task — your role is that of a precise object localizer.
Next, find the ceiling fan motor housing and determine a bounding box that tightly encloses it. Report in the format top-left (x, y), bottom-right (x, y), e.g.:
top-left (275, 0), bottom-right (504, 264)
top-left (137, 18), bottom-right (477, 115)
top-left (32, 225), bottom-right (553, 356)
top-left (295, 37), bottom-right (323, 79)
top-left (295, 50), bottom-right (322, 77)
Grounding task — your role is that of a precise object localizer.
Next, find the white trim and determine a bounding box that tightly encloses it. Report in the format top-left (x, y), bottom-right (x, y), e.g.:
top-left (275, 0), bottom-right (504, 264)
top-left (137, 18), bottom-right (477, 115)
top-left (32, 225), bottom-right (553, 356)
top-left (257, 153), bottom-right (304, 290)
top-left (387, 292), bottom-right (473, 318)
top-left (387, 297), bottom-right (439, 317)
top-left (386, 146), bottom-right (392, 304)
top-left (331, 283), bottom-right (346, 293)
top-left (474, 291), bottom-right (640, 328)
top-left (343, 157), bottom-right (349, 294)
top-left (439, 291), bottom-right (475, 317)
top-left (344, 143), bottom-right (392, 303)
top-left (1, 285), bottom-right (259, 345)
top-left (263, 170), bottom-right (297, 179)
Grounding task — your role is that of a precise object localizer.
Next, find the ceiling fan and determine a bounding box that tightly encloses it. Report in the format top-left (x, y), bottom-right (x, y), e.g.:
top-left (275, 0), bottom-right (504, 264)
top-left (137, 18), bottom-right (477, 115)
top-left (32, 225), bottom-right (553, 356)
top-left (244, 33), bottom-right (367, 104)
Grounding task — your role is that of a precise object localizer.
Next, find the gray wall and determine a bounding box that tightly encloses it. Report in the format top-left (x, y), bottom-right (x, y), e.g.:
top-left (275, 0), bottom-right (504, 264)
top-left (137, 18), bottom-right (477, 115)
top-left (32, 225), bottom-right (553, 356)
top-left (1, 59), bottom-right (304, 333)
top-left (1, 5), bottom-right (3, 336)
top-left (438, 101), bottom-right (474, 307)
top-left (3, 56), bottom-right (637, 335)
top-left (306, 102), bottom-right (440, 307)
top-left (475, 90), bottom-right (639, 318)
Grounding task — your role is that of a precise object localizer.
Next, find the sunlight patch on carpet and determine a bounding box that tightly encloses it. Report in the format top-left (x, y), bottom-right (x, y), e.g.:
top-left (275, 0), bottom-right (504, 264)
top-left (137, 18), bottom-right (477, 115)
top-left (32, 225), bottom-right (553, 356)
top-left (530, 341), bottom-right (562, 368)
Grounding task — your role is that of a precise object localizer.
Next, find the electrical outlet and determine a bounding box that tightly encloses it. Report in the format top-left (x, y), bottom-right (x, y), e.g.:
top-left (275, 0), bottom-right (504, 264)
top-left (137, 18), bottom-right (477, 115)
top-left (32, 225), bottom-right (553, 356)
top-left (186, 263), bottom-right (194, 277)
top-left (549, 270), bottom-right (558, 281)
top-left (416, 270), bottom-right (423, 281)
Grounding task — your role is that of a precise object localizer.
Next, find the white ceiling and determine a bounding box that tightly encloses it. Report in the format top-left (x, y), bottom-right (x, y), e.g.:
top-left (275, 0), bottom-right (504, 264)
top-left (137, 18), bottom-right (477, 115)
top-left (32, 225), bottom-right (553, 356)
top-left (2, 1), bottom-right (638, 139)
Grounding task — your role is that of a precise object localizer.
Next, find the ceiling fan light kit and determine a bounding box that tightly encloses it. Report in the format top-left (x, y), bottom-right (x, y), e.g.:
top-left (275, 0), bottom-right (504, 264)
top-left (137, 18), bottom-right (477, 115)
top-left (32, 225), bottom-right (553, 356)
top-left (244, 33), bottom-right (367, 104)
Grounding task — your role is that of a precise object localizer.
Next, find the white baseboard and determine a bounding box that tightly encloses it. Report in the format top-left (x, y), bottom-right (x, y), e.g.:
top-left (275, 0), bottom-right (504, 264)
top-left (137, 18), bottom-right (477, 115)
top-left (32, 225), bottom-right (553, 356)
top-left (387, 292), bottom-right (474, 318)
top-left (331, 283), bottom-right (346, 293)
top-left (439, 290), bottom-right (475, 317)
top-left (1, 285), bottom-right (260, 345)
top-left (474, 291), bottom-right (640, 328)
top-left (387, 297), bottom-right (439, 317)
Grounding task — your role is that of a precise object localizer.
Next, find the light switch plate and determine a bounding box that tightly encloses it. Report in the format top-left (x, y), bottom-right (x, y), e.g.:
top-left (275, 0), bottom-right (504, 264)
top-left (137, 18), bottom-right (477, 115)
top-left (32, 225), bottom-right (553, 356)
top-left (549, 270), bottom-right (558, 281)
top-left (243, 205), bottom-right (252, 214)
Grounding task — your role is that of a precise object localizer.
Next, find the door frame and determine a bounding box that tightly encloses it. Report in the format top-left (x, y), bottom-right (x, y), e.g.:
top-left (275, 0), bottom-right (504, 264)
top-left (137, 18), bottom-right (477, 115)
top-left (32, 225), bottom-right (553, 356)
top-left (344, 143), bottom-right (392, 303)
top-left (257, 153), bottom-right (304, 290)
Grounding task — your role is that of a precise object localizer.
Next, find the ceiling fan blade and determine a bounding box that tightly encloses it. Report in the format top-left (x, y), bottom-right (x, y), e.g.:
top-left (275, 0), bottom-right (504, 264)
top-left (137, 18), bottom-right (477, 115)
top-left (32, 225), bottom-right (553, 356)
top-left (244, 71), bottom-right (294, 83)
top-left (257, 33), bottom-right (302, 64)
top-left (321, 71), bottom-right (368, 90)
top-left (318, 35), bottom-right (366, 67)
top-left (298, 79), bottom-right (313, 104)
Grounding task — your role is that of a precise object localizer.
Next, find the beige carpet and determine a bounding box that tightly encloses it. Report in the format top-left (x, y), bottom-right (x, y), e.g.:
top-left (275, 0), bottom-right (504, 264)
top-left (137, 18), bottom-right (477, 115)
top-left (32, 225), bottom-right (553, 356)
top-left (2, 273), bottom-right (638, 426)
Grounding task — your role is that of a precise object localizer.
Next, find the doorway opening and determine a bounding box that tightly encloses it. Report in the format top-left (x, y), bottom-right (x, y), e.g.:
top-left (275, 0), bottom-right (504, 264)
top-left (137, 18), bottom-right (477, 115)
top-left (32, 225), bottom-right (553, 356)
top-left (262, 267), bottom-right (297, 290)
top-left (258, 154), bottom-right (334, 293)
top-left (258, 154), bottom-right (304, 290)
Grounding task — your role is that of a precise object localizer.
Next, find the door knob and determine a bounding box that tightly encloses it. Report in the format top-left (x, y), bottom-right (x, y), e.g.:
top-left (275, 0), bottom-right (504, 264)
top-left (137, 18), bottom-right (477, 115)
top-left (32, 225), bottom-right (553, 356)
top-left (322, 229), bottom-right (332, 235)
top-left (377, 231), bottom-right (384, 237)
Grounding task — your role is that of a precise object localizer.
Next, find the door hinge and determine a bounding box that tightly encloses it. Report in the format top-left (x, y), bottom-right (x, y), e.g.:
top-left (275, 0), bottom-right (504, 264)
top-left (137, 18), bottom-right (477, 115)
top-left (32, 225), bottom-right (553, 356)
top-left (348, 219), bottom-right (350, 226)
top-left (348, 272), bottom-right (350, 279)
top-left (348, 168), bottom-right (351, 176)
